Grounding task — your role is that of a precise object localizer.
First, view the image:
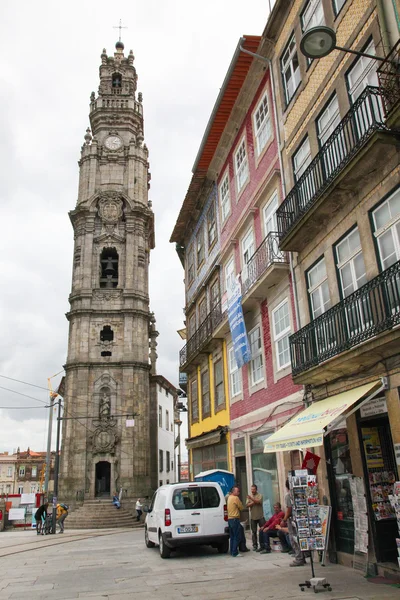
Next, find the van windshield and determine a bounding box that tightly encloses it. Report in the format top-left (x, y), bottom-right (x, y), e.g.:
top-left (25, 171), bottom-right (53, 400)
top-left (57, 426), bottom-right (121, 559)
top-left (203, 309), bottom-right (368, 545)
top-left (172, 486), bottom-right (220, 510)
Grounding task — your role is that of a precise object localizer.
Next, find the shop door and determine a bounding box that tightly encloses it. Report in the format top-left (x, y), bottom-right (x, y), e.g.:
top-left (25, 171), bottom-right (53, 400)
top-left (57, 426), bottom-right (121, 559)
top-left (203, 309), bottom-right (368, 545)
top-left (235, 456), bottom-right (247, 502)
top-left (325, 429), bottom-right (355, 555)
top-left (359, 416), bottom-right (398, 563)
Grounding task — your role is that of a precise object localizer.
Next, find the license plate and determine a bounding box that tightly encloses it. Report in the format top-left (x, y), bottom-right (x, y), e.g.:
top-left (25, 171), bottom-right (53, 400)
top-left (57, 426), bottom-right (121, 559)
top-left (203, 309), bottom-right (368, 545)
top-left (177, 526), bottom-right (198, 534)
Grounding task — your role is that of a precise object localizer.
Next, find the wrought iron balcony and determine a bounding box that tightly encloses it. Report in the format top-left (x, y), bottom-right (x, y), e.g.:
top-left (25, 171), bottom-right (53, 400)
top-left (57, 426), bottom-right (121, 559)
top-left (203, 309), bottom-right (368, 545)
top-left (377, 39), bottom-right (400, 117)
top-left (241, 231), bottom-right (288, 296)
top-left (290, 260), bottom-right (400, 377)
top-left (179, 302), bottom-right (223, 368)
top-left (277, 86), bottom-right (392, 243)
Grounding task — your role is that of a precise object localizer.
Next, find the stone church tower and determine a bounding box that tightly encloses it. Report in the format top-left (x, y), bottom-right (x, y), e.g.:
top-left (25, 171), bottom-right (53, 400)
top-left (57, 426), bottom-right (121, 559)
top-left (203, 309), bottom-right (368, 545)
top-left (59, 41), bottom-right (157, 501)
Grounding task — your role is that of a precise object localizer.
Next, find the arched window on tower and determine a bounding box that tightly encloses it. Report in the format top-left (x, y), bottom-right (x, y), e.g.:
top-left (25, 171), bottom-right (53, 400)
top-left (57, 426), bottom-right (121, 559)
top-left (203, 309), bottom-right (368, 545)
top-left (100, 248), bottom-right (119, 288)
top-left (100, 326), bottom-right (114, 342)
top-left (112, 73), bottom-right (122, 89)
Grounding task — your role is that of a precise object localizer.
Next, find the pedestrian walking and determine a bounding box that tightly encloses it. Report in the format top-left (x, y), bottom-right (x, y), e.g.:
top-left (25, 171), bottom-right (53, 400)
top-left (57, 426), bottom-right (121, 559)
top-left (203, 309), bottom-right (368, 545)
top-left (282, 480), bottom-right (305, 567)
top-left (246, 484), bottom-right (265, 551)
top-left (56, 503), bottom-right (69, 534)
top-left (34, 502), bottom-right (49, 535)
top-left (227, 486), bottom-right (244, 558)
top-left (135, 498), bottom-right (143, 522)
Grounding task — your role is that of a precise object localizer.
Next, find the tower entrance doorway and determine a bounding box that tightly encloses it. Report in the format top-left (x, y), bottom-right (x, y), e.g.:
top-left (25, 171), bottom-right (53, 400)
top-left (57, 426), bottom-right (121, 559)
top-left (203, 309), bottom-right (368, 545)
top-left (95, 461), bottom-right (111, 497)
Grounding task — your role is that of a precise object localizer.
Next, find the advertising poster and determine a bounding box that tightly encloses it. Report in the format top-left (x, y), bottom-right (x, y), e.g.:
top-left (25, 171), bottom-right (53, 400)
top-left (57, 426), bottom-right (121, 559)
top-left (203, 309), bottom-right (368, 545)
top-left (227, 279), bottom-right (251, 368)
top-left (362, 427), bottom-right (384, 468)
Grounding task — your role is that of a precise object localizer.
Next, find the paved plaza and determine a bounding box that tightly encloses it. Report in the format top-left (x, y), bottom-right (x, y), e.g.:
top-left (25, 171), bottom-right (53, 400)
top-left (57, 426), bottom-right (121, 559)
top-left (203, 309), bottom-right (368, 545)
top-left (0, 528), bottom-right (398, 600)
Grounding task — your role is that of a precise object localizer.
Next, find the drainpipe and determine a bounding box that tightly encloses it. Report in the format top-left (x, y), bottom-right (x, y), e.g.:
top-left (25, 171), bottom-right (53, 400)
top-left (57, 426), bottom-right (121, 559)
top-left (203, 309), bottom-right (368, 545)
top-left (239, 42), bottom-right (301, 330)
top-left (376, 0), bottom-right (400, 51)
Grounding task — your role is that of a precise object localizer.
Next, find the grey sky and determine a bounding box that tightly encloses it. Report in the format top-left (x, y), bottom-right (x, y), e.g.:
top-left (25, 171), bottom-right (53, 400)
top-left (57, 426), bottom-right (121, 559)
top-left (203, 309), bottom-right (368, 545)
top-left (0, 0), bottom-right (269, 454)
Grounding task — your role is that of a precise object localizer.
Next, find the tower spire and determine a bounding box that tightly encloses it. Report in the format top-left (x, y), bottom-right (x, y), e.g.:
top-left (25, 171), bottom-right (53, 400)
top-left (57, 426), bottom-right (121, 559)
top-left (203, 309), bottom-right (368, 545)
top-left (113, 19), bottom-right (127, 43)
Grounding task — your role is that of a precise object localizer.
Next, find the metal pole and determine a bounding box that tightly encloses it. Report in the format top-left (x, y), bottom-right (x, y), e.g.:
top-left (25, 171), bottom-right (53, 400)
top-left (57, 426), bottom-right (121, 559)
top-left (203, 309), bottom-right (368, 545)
top-left (44, 394), bottom-right (55, 495)
top-left (51, 399), bottom-right (62, 535)
top-left (178, 420), bottom-right (181, 483)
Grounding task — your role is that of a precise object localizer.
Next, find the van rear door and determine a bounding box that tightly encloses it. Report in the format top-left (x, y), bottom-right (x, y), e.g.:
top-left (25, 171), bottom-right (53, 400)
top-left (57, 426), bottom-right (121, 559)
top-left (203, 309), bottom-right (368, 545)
top-left (200, 485), bottom-right (226, 537)
top-left (169, 485), bottom-right (204, 539)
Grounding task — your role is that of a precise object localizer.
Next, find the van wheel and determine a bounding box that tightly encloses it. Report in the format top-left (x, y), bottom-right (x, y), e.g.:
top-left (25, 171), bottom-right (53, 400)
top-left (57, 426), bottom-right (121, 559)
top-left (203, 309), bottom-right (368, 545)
top-left (145, 527), bottom-right (155, 548)
top-left (217, 540), bottom-right (229, 554)
top-left (158, 532), bottom-right (171, 558)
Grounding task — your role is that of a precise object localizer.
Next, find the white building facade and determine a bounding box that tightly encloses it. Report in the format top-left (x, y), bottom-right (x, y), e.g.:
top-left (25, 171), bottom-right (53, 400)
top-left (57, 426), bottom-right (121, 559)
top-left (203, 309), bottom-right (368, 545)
top-left (154, 376), bottom-right (177, 487)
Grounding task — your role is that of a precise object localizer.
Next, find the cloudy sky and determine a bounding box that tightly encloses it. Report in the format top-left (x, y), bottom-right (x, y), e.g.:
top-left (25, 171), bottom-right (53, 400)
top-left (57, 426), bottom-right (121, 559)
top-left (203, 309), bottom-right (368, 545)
top-left (0, 0), bottom-right (271, 455)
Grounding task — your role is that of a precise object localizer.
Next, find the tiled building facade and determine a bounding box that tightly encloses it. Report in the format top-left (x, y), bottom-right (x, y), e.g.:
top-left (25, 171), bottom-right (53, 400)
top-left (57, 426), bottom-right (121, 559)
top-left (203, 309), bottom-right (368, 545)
top-left (266, 0), bottom-right (400, 572)
top-left (173, 0), bottom-right (400, 575)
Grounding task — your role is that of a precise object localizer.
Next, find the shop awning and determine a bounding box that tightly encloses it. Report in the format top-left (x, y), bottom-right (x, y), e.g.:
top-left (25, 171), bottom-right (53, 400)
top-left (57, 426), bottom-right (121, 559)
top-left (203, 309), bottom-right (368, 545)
top-left (264, 381), bottom-right (382, 453)
top-left (185, 426), bottom-right (228, 450)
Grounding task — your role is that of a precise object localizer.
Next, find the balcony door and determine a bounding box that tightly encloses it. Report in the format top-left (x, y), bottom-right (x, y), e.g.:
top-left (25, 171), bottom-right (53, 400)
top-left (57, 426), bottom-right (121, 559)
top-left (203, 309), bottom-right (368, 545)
top-left (293, 137), bottom-right (316, 210)
top-left (241, 227), bottom-right (255, 287)
top-left (372, 188), bottom-right (400, 313)
top-left (317, 94), bottom-right (344, 178)
top-left (307, 258), bottom-right (333, 356)
top-left (336, 228), bottom-right (369, 337)
top-left (347, 40), bottom-right (380, 138)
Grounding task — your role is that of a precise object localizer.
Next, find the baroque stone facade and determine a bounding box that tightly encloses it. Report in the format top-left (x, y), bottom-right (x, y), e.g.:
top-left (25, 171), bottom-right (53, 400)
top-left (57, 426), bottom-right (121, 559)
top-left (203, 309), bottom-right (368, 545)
top-left (59, 41), bottom-right (157, 500)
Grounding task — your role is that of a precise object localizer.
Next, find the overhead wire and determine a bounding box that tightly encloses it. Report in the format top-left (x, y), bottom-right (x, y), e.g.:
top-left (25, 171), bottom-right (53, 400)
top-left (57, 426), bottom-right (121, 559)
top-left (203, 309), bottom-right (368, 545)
top-left (0, 385), bottom-right (49, 405)
top-left (0, 374), bottom-right (50, 392)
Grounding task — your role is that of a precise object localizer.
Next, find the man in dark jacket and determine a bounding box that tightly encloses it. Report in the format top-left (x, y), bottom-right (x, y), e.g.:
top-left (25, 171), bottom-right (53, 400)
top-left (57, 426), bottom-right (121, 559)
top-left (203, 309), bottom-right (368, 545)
top-left (34, 502), bottom-right (48, 535)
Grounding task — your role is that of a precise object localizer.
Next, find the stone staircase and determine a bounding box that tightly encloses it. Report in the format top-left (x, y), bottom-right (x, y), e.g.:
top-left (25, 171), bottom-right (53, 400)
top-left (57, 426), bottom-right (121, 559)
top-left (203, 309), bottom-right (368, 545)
top-left (66, 499), bottom-right (142, 529)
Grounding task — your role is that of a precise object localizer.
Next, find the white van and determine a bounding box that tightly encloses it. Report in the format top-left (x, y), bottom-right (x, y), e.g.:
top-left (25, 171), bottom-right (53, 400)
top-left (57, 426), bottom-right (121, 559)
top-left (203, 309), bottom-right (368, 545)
top-left (144, 482), bottom-right (230, 558)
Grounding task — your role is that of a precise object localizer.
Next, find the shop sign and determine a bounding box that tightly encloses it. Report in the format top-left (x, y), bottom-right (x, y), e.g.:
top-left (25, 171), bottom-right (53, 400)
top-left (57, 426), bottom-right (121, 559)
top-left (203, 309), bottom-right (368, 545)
top-left (360, 397), bottom-right (387, 418)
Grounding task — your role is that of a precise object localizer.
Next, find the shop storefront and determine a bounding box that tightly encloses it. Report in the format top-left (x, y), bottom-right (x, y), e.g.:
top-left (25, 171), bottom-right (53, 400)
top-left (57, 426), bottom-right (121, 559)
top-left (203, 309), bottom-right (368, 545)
top-left (264, 380), bottom-right (400, 570)
top-left (187, 427), bottom-right (230, 478)
top-left (232, 431), bottom-right (280, 520)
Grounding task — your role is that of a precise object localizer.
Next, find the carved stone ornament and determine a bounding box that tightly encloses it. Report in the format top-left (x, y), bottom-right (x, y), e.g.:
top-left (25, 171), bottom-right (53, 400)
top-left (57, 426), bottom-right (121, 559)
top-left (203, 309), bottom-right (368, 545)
top-left (93, 289), bottom-right (123, 302)
top-left (91, 420), bottom-right (118, 454)
top-left (98, 195), bottom-right (123, 224)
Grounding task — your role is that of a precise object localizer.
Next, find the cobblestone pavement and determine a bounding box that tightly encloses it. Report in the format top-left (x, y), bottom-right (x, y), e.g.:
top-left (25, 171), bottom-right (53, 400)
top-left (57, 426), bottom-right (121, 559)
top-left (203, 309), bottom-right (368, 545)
top-left (0, 528), bottom-right (398, 600)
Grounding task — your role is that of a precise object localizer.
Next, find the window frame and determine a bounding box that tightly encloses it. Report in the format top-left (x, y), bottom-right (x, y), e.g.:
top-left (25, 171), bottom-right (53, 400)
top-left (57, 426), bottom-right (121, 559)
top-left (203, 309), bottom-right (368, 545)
top-left (334, 226), bottom-right (367, 300)
top-left (301, 0), bottom-right (325, 66)
top-left (158, 405), bottom-right (162, 428)
top-left (19, 466), bottom-right (25, 477)
top-left (372, 186), bottom-right (400, 271)
top-left (332, 0), bottom-right (347, 18)
top-left (249, 325), bottom-right (264, 386)
top-left (234, 136), bottom-right (249, 194)
top-left (214, 358), bottom-right (225, 410)
top-left (293, 136), bottom-right (312, 182)
top-left (281, 33), bottom-right (301, 105)
top-left (228, 345), bottom-right (242, 398)
top-left (190, 377), bottom-right (199, 424)
top-left (159, 449), bottom-right (163, 473)
top-left (272, 299), bottom-right (292, 371)
top-left (166, 451), bottom-right (170, 473)
top-left (253, 91), bottom-right (272, 158)
top-left (263, 191), bottom-right (279, 236)
top-left (224, 256), bottom-right (235, 296)
top-left (207, 201), bottom-right (217, 249)
top-left (201, 368), bottom-right (211, 419)
top-left (187, 245), bottom-right (195, 285)
top-left (166, 410), bottom-right (169, 431)
top-left (306, 257), bottom-right (331, 320)
top-left (219, 171), bottom-right (231, 223)
top-left (196, 226), bottom-right (205, 268)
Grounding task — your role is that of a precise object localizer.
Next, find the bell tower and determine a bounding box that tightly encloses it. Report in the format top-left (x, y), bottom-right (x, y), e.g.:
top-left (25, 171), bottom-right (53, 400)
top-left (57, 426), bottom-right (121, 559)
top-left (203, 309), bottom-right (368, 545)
top-left (60, 41), bottom-right (157, 501)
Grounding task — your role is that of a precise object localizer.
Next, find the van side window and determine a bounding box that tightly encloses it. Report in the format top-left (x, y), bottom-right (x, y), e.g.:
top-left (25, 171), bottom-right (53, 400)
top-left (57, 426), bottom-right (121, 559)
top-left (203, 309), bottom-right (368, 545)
top-left (172, 488), bottom-right (201, 510)
top-left (201, 486), bottom-right (220, 508)
top-left (149, 493), bottom-right (156, 512)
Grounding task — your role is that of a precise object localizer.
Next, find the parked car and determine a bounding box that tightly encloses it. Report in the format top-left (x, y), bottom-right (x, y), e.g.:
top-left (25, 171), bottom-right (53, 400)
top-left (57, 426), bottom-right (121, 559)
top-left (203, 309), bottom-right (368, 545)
top-left (144, 482), bottom-right (230, 558)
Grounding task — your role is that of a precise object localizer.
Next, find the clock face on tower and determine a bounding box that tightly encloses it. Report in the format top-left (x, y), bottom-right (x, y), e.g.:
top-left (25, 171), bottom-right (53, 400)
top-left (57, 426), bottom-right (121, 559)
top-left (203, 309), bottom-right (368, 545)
top-left (104, 135), bottom-right (122, 151)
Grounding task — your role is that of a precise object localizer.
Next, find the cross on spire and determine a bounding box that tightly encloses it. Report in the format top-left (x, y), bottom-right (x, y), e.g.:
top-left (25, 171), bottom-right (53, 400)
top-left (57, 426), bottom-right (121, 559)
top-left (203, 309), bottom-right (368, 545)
top-left (113, 19), bottom-right (127, 42)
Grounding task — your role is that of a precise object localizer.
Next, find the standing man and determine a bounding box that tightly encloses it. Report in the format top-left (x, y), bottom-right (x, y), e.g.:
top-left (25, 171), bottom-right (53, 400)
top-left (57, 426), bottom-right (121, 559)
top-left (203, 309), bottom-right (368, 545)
top-left (282, 479), bottom-right (305, 567)
top-left (135, 498), bottom-right (143, 522)
top-left (227, 486), bottom-right (244, 558)
top-left (246, 484), bottom-right (265, 551)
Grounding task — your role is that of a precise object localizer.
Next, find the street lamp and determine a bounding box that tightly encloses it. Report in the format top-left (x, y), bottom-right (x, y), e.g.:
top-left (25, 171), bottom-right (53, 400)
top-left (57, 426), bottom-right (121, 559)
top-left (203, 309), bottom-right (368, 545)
top-left (300, 26), bottom-right (387, 62)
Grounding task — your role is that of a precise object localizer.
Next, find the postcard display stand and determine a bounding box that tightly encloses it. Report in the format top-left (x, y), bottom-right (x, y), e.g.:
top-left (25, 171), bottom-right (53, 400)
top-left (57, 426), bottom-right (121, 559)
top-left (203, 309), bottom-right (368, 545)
top-left (388, 481), bottom-right (400, 568)
top-left (289, 470), bottom-right (332, 594)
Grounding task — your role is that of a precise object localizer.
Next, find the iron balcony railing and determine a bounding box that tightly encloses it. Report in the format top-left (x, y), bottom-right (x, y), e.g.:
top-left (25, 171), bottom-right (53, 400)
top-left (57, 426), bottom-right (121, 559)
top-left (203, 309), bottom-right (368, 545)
top-left (378, 39), bottom-right (400, 116)
top-left (290, 260), bottom-right (400, 376)
top-left (179, 302), bottom-right (223, 367)
top-left (277, 86), bottom-right (392, 241)
top-left (241, 231), bottom-right (288, 296)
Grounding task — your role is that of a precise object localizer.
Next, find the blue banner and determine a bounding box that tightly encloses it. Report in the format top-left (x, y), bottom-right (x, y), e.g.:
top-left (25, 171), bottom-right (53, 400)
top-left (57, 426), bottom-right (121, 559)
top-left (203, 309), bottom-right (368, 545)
top-left (227, 280), bottom-right (251, 368)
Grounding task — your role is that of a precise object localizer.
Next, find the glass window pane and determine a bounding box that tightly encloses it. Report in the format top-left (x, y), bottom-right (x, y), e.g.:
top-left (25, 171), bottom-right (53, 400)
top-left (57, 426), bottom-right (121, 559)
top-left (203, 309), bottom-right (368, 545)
top-left (172, 488), bottom-right (202, 510)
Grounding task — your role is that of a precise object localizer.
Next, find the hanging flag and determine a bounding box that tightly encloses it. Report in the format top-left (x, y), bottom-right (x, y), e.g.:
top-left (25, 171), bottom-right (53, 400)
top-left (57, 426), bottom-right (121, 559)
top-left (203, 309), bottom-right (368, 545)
top-left (302, 451), bottom-right (321, 474)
